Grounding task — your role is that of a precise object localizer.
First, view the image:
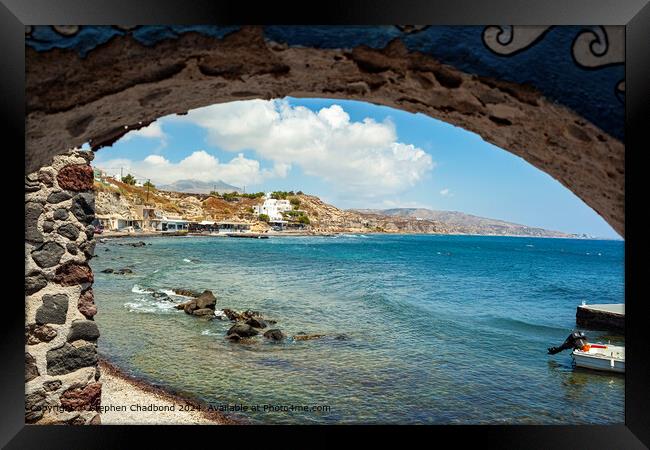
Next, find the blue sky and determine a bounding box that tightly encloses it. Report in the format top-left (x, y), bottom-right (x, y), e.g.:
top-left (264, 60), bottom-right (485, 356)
top-left (92, 97), bottom-right (620, 239)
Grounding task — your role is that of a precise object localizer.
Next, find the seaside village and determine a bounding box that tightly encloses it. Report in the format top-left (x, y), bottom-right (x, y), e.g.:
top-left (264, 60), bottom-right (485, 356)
top-left (92, 168), bottom-right (312, 237)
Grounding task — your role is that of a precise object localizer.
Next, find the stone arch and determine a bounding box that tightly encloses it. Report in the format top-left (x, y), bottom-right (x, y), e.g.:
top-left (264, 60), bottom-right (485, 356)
top-left (24, 25), bottom-right (624, 424)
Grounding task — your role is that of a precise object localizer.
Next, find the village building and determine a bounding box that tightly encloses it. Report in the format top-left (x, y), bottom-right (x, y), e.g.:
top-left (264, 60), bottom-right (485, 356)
top-left (252, 193), bottom-right (292, 221)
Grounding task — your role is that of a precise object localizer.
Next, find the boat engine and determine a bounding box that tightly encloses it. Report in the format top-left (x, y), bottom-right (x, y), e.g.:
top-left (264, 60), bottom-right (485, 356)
top-left (547, 331), bottom-right (588, 355)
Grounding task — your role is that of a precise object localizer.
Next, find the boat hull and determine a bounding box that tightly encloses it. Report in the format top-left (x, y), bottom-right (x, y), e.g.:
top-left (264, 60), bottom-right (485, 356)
top-left (572, 351), bottom-right (625, 373)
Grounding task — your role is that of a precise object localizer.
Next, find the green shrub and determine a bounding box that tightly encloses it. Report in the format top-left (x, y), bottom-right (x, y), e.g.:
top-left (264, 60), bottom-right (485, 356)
top-left (258, 214), bottom-right (270, 223)
top-left (121, 174), bottom-right (136, 185)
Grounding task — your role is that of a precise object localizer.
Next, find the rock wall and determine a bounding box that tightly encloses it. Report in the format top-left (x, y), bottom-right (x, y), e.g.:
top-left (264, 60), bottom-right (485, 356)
top-left (25, 150), bottom-right (101, 425)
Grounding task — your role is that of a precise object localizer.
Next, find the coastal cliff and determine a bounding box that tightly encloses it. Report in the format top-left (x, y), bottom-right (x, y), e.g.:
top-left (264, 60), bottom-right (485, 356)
top-left (94, 178), bottom-right (575, 238)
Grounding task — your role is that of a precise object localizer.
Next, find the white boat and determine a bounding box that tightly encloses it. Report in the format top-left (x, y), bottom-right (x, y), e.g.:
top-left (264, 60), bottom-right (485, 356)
top-left (572, 343), bottom-right (625, 373)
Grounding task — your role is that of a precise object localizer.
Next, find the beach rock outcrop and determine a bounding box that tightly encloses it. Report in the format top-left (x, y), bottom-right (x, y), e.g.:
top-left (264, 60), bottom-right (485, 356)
top-left (173, 288), bottom-right (201, 297)
top-left (227, 323), bottom-right (259, 338)
top-left (46, 343), bottom-right (97, 375)
top-left (263, 329), bottom-right (286, 341)
top-left (31, 242), bottom-right (65, 268)
top-left (246, 317), bottom-right (267, 329)
top-left (292, 333), bottom-right (327, 341)
top-left (192, 308), bottom-right (214, 316)
top-left (176, 290), bottom-right (216, 315)
top-left (35, 294), bottom-right (68, 325)
top-left (195, 290), bottom-right (216, 309)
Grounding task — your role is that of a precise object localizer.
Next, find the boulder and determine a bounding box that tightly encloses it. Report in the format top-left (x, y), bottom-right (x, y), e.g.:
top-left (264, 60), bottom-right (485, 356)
top-left (222, 308), bottom-right (243, 321)
top-left (246, 317), bottom-right (267, 329)
top-left (25, 202), bottom-right (44, 243)
top-left (192, 308), bottom-right (214, 316)
top-left (53, 262), bottom-right (93, 286)
top-left (57, 223), bottom-right (80, 241)
top-left (25, 271), bottom-right (48, 295)
top-left (57, 164), bottom-right (94, 191)
top-left (31, 242), bottom-right (65, 268)
top-left (25, 390), bottom-right (46, 423)
top-left (46, 191), bottom-right (72, 204)
top-left (151, 291), bottom-right (171, 301)
top-left (130, 241), bottom-right (146, 247)
top-left (292, 333), bottom-right (327, 341)
top-left (114, 268), bottom-right (133, 275)
top-left (46, 343), bottom-right (97, 375)
top-left (59, 382), bottom-right (102, 412)
top-left (263, 329), bottom-right (286, 341)
top-left (70, 193), bottom-right (95, 224)
top-left (26, 323), bottom-right (57, 344)
top-left (67, 320), bottom-right (100, 342)
top-left (100, 268), bottom-right (114, 273)
top-left (26, 353), bottom-right (39, 381)
top-left (77, 289), bottom-right (97, 319)
top-left (227, 323), bottom-right (259, 338)
top-left (35, 294), bottom-right (68, 325)
top-left (173, 288), bottom-right (200, 297)
top-left (53, 208), bottom-right (69, 220)
top-left (195, 290), bottom-right (216, 309)
top-left (42, 220), bottom-right (55, 233)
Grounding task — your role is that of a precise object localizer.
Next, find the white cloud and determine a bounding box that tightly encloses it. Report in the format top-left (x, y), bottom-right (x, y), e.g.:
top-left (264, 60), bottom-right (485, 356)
top-left (121, 122), bottom-right (168, 148)
top-left (95, 150), bottom-right (285, 187)
top-left (440, 188), bottom-right (451, 196)
top-left (169, 99), bottom-right (434, 199)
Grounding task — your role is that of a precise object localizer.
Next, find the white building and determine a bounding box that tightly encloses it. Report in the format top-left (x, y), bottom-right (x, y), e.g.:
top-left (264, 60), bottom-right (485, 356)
top-left (252, 193), bottom-right (292, 221)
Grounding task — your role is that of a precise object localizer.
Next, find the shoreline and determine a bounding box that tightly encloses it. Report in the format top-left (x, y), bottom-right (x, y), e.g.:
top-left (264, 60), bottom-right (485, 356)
top-left (99, 359), bottom-right (242, 425)
top-left (97, 230), bottom-right (613, 241)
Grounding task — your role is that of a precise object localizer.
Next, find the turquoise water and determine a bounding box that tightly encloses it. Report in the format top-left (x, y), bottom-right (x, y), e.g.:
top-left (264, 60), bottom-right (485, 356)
top-left (91, 234), bottom-right (625, 424)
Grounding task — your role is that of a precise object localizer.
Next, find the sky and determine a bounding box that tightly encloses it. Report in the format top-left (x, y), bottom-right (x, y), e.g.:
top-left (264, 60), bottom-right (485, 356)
top-left (91, 97), bottom-right (620, 239)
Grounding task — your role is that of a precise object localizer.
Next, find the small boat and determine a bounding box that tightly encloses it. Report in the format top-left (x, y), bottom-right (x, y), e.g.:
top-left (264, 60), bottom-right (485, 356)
top-left (572, 343), bottom-right (625, 373)
top-left (548, 331), bottom-right (625, 374)
top-left (226, 233), bottom-right (269, 239)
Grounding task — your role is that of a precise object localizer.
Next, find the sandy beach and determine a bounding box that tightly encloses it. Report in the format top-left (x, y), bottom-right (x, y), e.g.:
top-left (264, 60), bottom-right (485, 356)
top-left (99, 360), bottom-right (232, 425)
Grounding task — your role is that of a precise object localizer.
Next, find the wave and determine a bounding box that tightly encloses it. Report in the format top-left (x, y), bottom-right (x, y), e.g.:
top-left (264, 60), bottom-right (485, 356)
top-left (131, 284), bottom-right (153, 294)
top-left (485, 316), bottom-right (569, 336)
top-left (123, 297), bottom-right (178, 314)
top-left (183, 258), bottom-right (192, 263)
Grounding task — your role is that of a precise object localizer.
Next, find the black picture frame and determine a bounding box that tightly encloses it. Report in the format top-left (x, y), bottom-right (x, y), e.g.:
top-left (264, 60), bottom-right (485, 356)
top-left (4, 0), bottom-right (649, 447)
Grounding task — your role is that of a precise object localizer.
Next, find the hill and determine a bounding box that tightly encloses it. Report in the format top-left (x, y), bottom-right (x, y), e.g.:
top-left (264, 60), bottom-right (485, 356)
top-left (94, 178), bottom-right (576, 237)
top-left (157, 179), bottom-right (242, 195)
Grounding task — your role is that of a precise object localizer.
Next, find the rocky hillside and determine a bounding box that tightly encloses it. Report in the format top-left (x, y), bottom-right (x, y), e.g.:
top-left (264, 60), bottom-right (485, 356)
top-left (94, 179), bottom-right (575, 237)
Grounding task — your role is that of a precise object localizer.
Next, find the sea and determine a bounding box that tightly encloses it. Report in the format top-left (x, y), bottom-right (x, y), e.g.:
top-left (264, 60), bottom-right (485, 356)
top-left (91, 234), bottom-right (625, 424)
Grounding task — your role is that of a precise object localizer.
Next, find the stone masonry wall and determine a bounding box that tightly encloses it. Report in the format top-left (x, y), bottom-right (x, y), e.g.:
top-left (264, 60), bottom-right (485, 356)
top-left (25, 149), bottom-right (101, 425)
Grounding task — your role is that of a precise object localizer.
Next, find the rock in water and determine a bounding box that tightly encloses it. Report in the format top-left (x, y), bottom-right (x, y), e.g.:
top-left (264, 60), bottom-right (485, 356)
top-left (263, 329), bottom-right (286, 341)
top-left (227, 323), bottom-right (259, 338)
top-left (195, 290), bottom-right (216, 309)
top-left (246, 317), bottom-right (267, 329)
top-left (192, 308), bottom-right (214, 316)
top-left (173, 288), bottom-right (201, 298)
top-left (292, 333), bottom-right (327, 341)
top-left (221, 308), bottom-right (243, 321)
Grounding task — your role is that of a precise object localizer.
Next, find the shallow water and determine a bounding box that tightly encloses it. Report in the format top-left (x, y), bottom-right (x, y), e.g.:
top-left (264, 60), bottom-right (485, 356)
top-left (91, 234), bottom-right (624, 424)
